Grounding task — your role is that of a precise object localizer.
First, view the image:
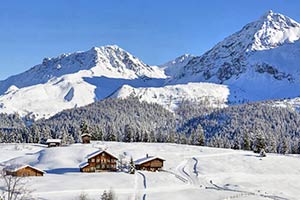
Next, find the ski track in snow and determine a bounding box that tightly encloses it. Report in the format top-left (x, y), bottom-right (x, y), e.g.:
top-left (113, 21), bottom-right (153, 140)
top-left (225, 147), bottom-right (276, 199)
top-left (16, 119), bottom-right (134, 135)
top-left (192, 157), bottom-right (199, 177)
top-left (177, 155), bottom-right (290, 200)
top-left (138, 171), bottom-right (147, 200)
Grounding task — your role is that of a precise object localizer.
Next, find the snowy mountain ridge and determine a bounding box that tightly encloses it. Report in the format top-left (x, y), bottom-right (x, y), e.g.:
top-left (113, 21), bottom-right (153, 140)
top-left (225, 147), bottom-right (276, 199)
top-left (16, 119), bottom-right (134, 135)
top-left (168, 10), bottom-right (300, 103)
top-left (1, 10), bottom-right (300, 118)
top-left (0, 45), bottom-right (167, 119)
top-left (250, 10), bottom-right (300, 51)
top-left (0, 45), bottom-right (166, 95)
top-left (160, 54), bottom-right (195, 77)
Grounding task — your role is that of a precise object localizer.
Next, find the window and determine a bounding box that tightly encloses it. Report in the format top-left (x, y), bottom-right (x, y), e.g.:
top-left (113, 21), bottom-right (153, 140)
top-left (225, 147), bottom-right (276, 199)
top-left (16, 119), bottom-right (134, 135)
top-left (96, 164), bottom-right (100, 169)
top-left (91, 158), bottom-right (95, 162)
top-left (96, 158), bottom-right (100, 163)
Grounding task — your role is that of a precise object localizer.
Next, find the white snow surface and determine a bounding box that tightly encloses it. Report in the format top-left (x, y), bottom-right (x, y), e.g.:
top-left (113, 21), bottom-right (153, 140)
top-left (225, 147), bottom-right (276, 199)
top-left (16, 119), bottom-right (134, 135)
top-left (111, 82), bottom-right (229, 111)
top-left (0, 142), bottom-right (300, 200)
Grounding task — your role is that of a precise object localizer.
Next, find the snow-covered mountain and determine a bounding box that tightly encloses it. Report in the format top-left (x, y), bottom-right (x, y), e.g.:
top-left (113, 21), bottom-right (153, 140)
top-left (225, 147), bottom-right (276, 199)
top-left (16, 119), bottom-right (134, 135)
top-left (111, 82), bottom-right (229, 111)
top-left (0, 45), bottom-right (165, 95)
top-left (159, 54), bottom-right (195, 77)
top-left (0, 45), bottom-right (167, 119)
top-left (1, 10), bottom-right (300, 118)
top-left (168, 10), bottom-right (300, 102)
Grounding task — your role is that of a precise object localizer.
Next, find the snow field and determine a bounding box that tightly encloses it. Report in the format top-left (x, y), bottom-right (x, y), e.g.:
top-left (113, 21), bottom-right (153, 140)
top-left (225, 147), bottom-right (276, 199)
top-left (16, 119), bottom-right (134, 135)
top-left (1, 142), bottom-right (300, 200)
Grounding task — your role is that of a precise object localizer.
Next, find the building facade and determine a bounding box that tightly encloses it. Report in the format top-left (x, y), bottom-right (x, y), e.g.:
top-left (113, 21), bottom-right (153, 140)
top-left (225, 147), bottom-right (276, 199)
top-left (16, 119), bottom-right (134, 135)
top-left (80, 150), bottom-right (118, 172)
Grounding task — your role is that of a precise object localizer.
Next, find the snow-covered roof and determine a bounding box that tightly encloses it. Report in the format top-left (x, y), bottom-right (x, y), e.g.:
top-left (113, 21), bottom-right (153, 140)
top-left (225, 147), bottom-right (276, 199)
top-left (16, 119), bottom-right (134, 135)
top-left (79, 162), bottom-right (89, 168)
top-left (86, 150), bottom-right (118, 160)
top-left (81, 133), bottom-right (92, 137)
top-left (134, 156), bottom-right (165, 165)
top-left (46, 139), bottom-right (62, 143)
top-left (4, 164), bottom-right (45, 173)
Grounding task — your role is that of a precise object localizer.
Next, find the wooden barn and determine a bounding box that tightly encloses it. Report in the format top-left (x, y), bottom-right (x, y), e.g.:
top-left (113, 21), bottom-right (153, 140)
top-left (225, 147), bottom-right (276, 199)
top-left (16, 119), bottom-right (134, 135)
top-left (134, 155), bottom-right (165, 172)
top-left (81, 133), bottom-right (92, 144)
top-left (46, 139), bottom-right (61, 148)
top-left (80, 150), bottom-right (118, 172)
top-left (4, 165), bottom-right (45, 177)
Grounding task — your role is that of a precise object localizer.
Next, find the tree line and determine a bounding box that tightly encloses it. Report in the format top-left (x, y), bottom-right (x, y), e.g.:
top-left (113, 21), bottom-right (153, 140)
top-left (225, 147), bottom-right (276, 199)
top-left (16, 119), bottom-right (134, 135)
top-left (1, 97), bottom-right (300, 154)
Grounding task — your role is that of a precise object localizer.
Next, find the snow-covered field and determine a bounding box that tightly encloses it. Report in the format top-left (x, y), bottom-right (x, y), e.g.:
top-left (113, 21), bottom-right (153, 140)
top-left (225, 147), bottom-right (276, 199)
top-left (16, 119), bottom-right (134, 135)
top-left (0, 142), bottom-right (299, 200)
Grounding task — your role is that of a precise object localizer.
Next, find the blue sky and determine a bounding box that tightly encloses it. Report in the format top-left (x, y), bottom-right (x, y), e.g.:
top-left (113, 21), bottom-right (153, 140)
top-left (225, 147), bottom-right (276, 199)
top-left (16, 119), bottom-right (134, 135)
top-left (0, 0), bottom-right (299, 80)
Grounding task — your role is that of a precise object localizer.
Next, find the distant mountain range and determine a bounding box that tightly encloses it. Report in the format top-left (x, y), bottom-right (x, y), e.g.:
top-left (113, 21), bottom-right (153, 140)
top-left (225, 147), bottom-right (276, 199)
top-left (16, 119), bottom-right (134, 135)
top-left (1, 10), bottom-right (300, 119)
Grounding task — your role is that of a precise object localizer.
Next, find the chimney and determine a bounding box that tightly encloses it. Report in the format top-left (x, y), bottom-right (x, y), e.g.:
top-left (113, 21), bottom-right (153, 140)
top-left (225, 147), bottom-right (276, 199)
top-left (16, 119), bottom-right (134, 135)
top-left (146, 154), bottom-right (149, 158)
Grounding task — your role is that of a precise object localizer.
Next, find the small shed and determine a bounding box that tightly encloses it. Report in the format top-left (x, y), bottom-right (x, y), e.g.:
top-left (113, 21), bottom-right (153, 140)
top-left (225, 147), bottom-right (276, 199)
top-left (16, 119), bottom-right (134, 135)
top-left (81, 133), bottom-right (92, 144)
top-left (46, 139), bottom-right (61, 147)
top-left (134, 155), bottom-right (165, 172)
top-left (4, 165), bottom-right (45, 177)
top-left (80, 150), bottom-right (118, 172)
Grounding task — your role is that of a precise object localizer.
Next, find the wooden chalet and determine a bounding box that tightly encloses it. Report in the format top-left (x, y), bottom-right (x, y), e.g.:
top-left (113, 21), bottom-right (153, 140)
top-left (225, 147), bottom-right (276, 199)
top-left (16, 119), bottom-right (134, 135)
top-left (81, 133), bottom-right (92, 144)
top-left (46, 139), bottom-right (61, 148)
top-left (134, 155), bottom-right (165, 172)
top-left (80, 150), bottom-right (118, 172)
top-left (4, 164), bottom-right (45, 177)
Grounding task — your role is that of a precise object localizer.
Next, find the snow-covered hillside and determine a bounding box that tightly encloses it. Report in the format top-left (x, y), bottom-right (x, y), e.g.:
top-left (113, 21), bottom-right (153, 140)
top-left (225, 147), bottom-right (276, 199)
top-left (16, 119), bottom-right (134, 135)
top-left (111, 82), bottom-right (229, 111)
top-left (0, 45), bottom-right (167, 119)
top-left (1, 142), bottom-right (300, 200)
top-left (168, 10), bottom-right (300, 103)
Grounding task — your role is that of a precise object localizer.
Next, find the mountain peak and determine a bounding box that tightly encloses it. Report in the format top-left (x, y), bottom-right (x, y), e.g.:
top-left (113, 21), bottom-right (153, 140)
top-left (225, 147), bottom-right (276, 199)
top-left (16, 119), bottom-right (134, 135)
top-left (261, 10), bottom-right (274, 20)
top-left (251, 10), bottom-right (300, 51)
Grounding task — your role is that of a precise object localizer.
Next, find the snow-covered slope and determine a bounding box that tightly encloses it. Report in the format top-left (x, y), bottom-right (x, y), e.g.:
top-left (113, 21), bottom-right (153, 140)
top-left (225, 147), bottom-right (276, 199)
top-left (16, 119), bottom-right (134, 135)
top-left (111, 83), bottom-right (229, 111)
top-left (160, 54), bottom-right (195, 77)
top-left (168, 10), bottom-right (300, 103)
top-left (1, 142), bottom-right (300, 200)
top-left (0, 45), bottom-right (166, 119)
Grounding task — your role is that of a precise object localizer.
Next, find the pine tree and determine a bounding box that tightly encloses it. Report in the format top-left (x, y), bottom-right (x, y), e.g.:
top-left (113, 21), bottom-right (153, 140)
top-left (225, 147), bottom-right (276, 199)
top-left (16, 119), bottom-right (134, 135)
top-left (129, 157), bottom-right (135, 174)
top-left (278, 137), bottom-right (289, 154)
top-left (101, 189), bottom-right (116, 200)
top-left (123, 124), bottom-right (133, 142)
top-left (194, 125), bottom-right (205, 146)
top-left (80, 121), bottom-right (89, 135)
top-left (243, 132), bottom-right (251, 150)
top-left (253, 131), bottom-right (265, 153)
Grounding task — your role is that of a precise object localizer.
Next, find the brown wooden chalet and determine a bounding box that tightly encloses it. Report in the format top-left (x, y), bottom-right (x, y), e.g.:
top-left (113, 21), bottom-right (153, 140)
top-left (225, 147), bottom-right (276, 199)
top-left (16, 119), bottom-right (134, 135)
top-left (46, 139), bottom-right (61, 148)
top-left (134, 155), bottom-right (165, 172)
top-left (4, 164), bottom-right (45, 177)
top-left (81, 133), bottom-right (92, 144)
top-left (80, 150), bottom-right (118, 172)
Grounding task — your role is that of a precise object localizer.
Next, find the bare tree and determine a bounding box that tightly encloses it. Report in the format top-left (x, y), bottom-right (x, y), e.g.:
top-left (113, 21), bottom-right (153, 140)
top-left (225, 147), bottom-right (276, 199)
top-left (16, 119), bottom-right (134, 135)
top-left (0, 170), bottom-right (33, 200)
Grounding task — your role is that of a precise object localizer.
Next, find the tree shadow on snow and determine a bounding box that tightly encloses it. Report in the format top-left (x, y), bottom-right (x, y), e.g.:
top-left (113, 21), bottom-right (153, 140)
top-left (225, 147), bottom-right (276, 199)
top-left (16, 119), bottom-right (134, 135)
top-left (244, 154), bottom-right (261, 158)
top-left (45, 168), bottom-right (80, 174)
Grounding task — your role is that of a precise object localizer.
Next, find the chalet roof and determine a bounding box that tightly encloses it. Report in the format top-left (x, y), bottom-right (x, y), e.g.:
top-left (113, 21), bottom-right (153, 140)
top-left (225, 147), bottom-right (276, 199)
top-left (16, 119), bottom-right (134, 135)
top-left (79, 162), bottom-right (89, 168)
top-left (86, 150), bottom-right (118, 160)
top-left (134, 156), bottom-right (165, 165)
top-left (46, 139), bottom-right (61, 143)
top-left (4, 164), bottom-right (45, 173)
top-left (81, 133), bottom-right (92, 137)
